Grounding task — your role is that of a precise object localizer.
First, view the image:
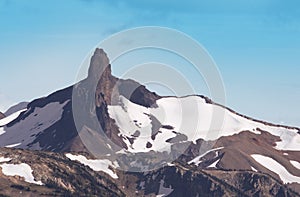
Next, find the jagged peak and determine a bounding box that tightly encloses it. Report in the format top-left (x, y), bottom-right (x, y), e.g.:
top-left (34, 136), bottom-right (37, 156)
top-left (88, 48), bottom-right (113, 82)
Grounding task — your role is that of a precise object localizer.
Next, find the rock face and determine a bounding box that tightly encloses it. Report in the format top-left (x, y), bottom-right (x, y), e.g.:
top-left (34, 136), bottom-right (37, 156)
top-left (122, 164), bottom-right (298, 197)
top-left (0, 112), bottom-right (4, 120)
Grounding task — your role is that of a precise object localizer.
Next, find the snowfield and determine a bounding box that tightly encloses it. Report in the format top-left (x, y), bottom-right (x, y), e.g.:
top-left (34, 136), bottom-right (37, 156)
top-left (0, 163), bottom-right (43, 185)
top-left (251, 154), bottom-right (300, 184)
top-left (66, 153), bottom-right (119, 179)
top-left (108, 96), bottom-right (300, 153)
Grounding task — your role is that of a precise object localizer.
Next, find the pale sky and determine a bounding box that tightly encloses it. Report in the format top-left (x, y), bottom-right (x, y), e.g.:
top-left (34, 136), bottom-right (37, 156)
top-left (0, 0), bottom-right (300, 126)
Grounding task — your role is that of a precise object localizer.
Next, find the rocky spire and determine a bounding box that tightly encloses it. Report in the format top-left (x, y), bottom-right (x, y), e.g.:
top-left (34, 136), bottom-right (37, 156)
top-left (88, 48), bottom-right (112, 82)
top-left (85, 48), bottom-right (160, 107)
top-left (86, 48), bottom-right (117, 106)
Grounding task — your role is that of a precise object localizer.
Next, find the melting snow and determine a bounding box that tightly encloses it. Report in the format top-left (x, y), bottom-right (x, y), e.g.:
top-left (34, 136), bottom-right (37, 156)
top-left (0, 163), bottom-right (43, 185)
top-left (65, 154), bottom-right (119, 179)
top-left (251, 154), bottom-right (300, 184)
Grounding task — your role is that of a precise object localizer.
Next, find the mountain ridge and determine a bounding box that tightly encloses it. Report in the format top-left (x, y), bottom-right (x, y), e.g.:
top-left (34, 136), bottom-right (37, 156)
top-left (0, 48), bottom-right (300, 196)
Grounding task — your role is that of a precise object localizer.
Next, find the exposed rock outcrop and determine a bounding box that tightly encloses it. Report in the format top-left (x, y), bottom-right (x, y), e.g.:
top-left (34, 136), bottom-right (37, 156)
top-left (0, 112), bottom-right (4, 120)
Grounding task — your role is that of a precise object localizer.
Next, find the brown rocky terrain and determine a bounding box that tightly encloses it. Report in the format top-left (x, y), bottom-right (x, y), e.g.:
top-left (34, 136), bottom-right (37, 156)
top-left (0, 147), bottom-right (298, 197)
top-left (0, 148), bottom-right (124, 197)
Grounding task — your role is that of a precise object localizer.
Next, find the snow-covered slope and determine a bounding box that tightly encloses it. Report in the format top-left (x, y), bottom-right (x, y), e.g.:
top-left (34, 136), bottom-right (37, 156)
top-left (252, 154), bottom-right (300, 184)
top-left (0, 101), bottom-right (69, 149)
top-left (108, 95), bottom-right (300, 153)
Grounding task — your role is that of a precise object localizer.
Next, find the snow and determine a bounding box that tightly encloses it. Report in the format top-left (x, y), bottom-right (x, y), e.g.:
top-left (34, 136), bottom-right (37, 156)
top-left (0, 100), bottom-right (69, 149)
top-left (251, 166), bottom-right (258, 172)
top-left (108, 96), bottom-right (177, 153)
top-left (276, 133), bottom-right (300, 151)
top-left (0, 109), bottom-right (27, 127)
top-left (251, 154), bottom-right (300, 184)
top-left (207, 159), bottom-right (220, 168)
top-left (290, 160), bottom-right (300, 170)
top-left (108, 96), bottom-right (300, 153)
top-left (0, 127), bottom-right (4, 136)
top-left (0, 163), bottom-right (43, 185)
top-left (65, 154), bottom-right (119, 179)
top-left (188, 147), bottom-right (224, 166)
top-left (0, 157), bottom-right (11, 162)
top-left (5, 143), bottom-right (21, 148)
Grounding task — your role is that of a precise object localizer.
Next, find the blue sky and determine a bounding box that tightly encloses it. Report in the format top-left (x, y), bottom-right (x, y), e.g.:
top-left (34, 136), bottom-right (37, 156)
top-left (0, 0), bottom-right (300, 126)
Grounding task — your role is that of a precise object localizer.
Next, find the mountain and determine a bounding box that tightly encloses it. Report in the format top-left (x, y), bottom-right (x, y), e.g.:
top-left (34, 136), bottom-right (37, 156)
top-left (0, 48), bottom-right (300, 196)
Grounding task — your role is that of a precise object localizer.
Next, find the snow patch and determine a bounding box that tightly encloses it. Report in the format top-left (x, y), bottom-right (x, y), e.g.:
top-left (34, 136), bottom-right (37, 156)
top-left (188, 147), bottom-right (224, 166)
top-left (65, 154), bottom-right (119, 179)
top-left (251, 166), bottom-right (258, 172)
top-left (207, 159), bottom-right (220, 168)
top-left (5, 143), bottom-right (21, 148)
top-left (251, 154), bottom-right (300, 184)
top-left (0, 127), bottom-right (4, 136)
top-left (0, 157), bottom-right (11, 163)
top-left (0, 109), bottom-right (26, 127)
top-left (290, 161), bottom-right (300, 170)
top-left (0, 163), bottom-right (43, 185)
